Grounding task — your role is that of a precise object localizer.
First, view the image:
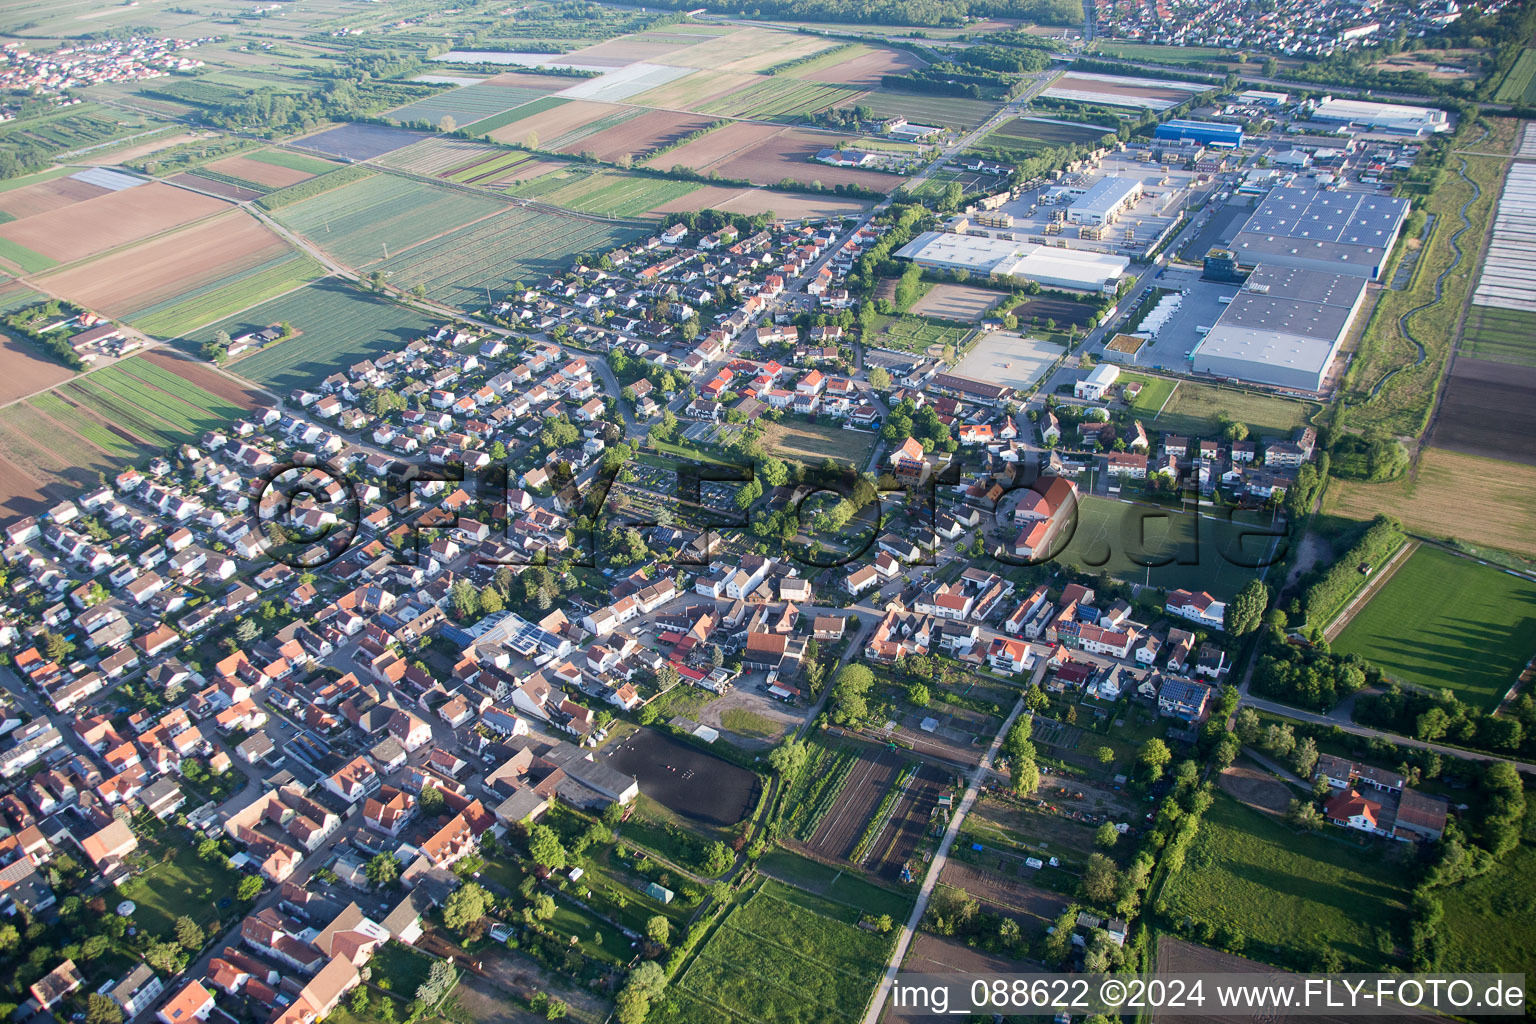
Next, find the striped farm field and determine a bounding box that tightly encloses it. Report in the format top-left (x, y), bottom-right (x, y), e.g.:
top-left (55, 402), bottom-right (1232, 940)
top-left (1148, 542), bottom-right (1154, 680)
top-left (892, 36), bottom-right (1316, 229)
top-left (131, 252), bottom-right (324, 338)
top-left (1495, 49), bottom-right (1536, 104)
top-left (374, 137), bottom-right (506, 176)
top-left (697, 77), bottom-right (864, 120)
top-left (246, 149), bottom-right (340, 177)
top-left (388, 82), bottom-right (561, 127)
top-left (184, 279), bottom-right (436, 390)
top-left (63, 361), bottom-right (240, 442)
top-left (26, 390), bottom-right (138, 458)
top-left (467, 95), bottom-right (569, 135)
top-left (272, 173), bottom-right (505, 269)
top-left (506, 169), bottom-right (699, 217)
top-left (375, 206), bottom-right (644, 307)
top-left (1461, 304), bottom-right (1536, 367)
top-left (852, 90), bottom-right (1000, 129)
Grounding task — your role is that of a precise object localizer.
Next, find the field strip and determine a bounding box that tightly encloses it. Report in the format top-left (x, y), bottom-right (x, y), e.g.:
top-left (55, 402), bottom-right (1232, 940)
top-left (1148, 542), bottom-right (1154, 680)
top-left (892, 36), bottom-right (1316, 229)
top-left (809, 748), bottom-right (887, 852)
top-left (1323, 537), bottom-right (1418, 641)
top-left (1150, 379), bottom-right (1178, 421)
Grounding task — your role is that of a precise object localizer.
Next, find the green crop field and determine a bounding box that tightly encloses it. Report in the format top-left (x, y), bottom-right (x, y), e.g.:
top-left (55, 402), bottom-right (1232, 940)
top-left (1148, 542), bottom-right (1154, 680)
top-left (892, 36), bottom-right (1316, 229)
top-left (186, 279), bottom-right (435, 390)
top-left (506, 169), bottom-right (699, 217)
top-left (1438, 804), bottom-right (1536, 975)
top-left (1049, 494), bottom-right (1279, 602)
top-left (272, 173), bottom-right (504, 269)
top-left (1461, 304), bottom-right (1536, 367)
top-left (667, 881), bottom-right (892, 1024)
top-left (447, 150), bottom-right (545, 185)
top-left (1333, 545), bottom-right (1536, 712)
top-left (246, 148), bottom-right (340, 176)
top-left (1144, 379), bottom-right (1317, 439)
top-left (468, 95), bottom-right (570, 135)
top-left (134, 252), bottom-right (324, 338)
top-left (992, 116), bottom-right (1114, 147)
top-left (699, 78), bottom-right (863, 120)
top-left (0, 236), bottom-right (58, 274)
top-left (62, 359), bottom-right (243, 446)
top-left (388, 82), bottom-right (556, 126)
top-left (851, 90), bottom-right (1001, 129)
top-left (374, 206), bottom-right (643, 308)
top-left (1160, 792), bottom-right (1411, 970)
top-left (1495, 48), bottom-right (1536, 104)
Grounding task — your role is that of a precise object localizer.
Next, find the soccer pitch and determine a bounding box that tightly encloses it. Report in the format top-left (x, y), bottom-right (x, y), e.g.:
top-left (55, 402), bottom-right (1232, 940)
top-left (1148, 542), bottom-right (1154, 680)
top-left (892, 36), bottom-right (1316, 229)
top-left (1047, 495), bottom-right (1279, 601)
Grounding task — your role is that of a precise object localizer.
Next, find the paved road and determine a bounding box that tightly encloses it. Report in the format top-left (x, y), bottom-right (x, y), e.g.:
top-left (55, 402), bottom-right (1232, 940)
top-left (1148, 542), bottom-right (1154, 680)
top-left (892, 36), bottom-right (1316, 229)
top-left (860, 693), bottom-right (1027, 1024)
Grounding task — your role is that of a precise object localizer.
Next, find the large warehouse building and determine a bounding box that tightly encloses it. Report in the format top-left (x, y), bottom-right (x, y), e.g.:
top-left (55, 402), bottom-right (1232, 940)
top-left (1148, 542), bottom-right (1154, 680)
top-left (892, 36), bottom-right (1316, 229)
top-left (1190, 265), bottom-right (1368, 391)
top-left (1154, 118), bottom-right (1244, 148)
top-left (1228, 187), bottom-right (1409, 281)
top-left (1309, 97), bottom-right (1449, 135)
top-left (1067, 176), bottom-right (1144, 226)
top-left (895, 231), bottom-right (1128, 292)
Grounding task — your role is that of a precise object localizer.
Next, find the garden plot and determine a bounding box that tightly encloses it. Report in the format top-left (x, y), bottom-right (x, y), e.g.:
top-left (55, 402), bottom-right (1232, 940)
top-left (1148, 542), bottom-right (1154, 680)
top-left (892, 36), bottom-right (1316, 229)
top-left (1043, 71), bottom-right (1211, 110)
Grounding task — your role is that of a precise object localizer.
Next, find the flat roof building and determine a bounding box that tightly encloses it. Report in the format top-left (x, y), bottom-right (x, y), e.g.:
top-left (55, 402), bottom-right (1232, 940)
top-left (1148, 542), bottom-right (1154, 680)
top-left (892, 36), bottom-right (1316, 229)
top-left (1067, 176), bottom-right (1144, 226)
top-left (1229, 187), bottom-right (1409, 281)
top-left (895, 231), bottom-right (1128, 292)
top-left (1310, 96), bottom-right (1449, 135)
top-left (1154, 119), bottom-right (1244, 148)
top-left (1190, 265), bottom-right (1368, 392)
top-left (1074, 363), bottom-right (1120, 400)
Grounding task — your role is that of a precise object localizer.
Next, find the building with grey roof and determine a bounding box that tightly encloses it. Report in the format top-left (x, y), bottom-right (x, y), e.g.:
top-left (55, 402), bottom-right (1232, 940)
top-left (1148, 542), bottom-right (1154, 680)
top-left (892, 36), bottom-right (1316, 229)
top-left (1229, 187), bottom-right (1408, 281)
top-left (1190, 265), bottom-right (1368, 391)
top-left (1067, 176), bottom-right (1144, 226)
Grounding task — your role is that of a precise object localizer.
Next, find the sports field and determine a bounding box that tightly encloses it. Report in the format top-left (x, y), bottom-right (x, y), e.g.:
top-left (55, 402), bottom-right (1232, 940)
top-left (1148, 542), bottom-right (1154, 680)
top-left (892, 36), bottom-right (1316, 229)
top-left (1461, 303), bottom-right (1536, 366)
top-left (187, 279), bottom-right (435, 390)
top-left (1048, 494), bottom-right (1279, 602)
top-left (1333, 545), bottom-right (1536, 711)
top-left (1161, 793), bottom-right (1410, 970)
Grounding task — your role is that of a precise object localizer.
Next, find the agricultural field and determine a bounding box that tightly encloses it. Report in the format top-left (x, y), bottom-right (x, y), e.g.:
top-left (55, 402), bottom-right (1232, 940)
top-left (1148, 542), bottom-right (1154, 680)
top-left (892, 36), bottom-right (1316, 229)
top-left (568, 107), bottom-right (719, 162)
top-left (1332, 545), bottom-right (1536, 711)
top-left (696, 77), bottom-right (865, 120)
top-left (1160, 792), bottom-right (1412, 970)
top-left (1495, 48), bottom-right (1536, 104)
top-left (556, 63), bottom-right (698, 103)
top-left (271, 173), bottom-right (505, 269)
top-left (981, 116), bottom-right (1115, 158)
top-left (1429, 357), bottom-right (1536, 465)
top-left (1143, 379), bottom-right (1317, 439)
top-left (374, 207), bottom-right (643, 308)
top-left (0, 169), bottom-right (112, 221)
top-left (759, 417), bottom-right (876, 470)
top-left (756, 848), bottom-right (914, 921)
top-left (128, 253), bottom-right (323, 338)
top-left (290, 123), bottom-right (430, 161)
top-left (1044, 71), bottom-right (1212, 110)
top-left (658, 26), bottom-right (841, 73)
top-left (507, 168), bottom-right (699, 218)
top-left (1008, 294), bottom-right (1099, 329)
top-left (793, 44), bottom-right (926, 87)
top-left (1324, 446), bottom-right (1536, 559)
top-left (485, 98), bottom-right (629, 149)
top-left (203, 149), bottom-right (336, 189)
top-left (0, 354), bottom-right (250, 515)
top-left (1049, 494), bottom-right (1280, 602)
top-left (0, 330), bottom-right (75, 405)
top-left (0, 101), bottom-right (170, 165)
top-left (1461, 304), bottom-right (1536, 367)
top-left (372, 136), bottom-right (508, 176)
top-left (185, 279), bottom-right (436, 390)
top-left (627, 69), bottom-right (765, 113)
top-left (851, 90), bottom-right (1001, 130)
top-left (662, 881), bottom-right (893, 1024)
top-left (386, 81), bottom-right (560, 126)
top-left (648, 184), bottom-right (872, 220)
top-left (34, 210), bottom-right (303, 326)
top-left (1093, 42), bottom-right (1236, 62)
top-left (863, 312), bottom-right (968, 354)
top-left (0, 181), bottom-right (230, 266)
top-left (703, 126), bottom-right (902, 190)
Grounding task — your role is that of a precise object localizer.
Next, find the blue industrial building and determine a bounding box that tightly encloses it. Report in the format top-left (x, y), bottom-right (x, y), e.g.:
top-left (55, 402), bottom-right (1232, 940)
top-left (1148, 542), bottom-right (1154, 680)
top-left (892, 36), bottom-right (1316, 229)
top-left (1154, 119), bottom-right (1243, 148)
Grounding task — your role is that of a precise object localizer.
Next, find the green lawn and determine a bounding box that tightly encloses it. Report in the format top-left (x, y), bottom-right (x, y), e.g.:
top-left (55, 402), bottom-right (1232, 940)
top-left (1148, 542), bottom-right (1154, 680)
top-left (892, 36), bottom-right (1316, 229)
top-left (1332, 545), bottom-right (1536, 712)
top-left (1160, 793), bottom-right (1412, 969)
top-left (720, 708), bottom-right (779, 738)
top-left (1438, 804), bottom-right (1536, 976)
top-left (118, 829), bottom-right (243, 940)
top-left (1145, 378), bottom-right (1317, 439)
top-left (369, 942), bottom-right (434, 994)
top-left (671, 881), bottom-right (893, 1024)
top-left (1049, 494), bottom-right (1279, 602)
top-left (757, 847), bottom-right (915, 920)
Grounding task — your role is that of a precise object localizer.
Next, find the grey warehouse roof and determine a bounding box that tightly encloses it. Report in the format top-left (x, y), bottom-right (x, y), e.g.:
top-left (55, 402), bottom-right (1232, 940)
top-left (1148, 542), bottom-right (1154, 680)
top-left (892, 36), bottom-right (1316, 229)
top-left (1231, 187), bottom-right (1408, 273)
